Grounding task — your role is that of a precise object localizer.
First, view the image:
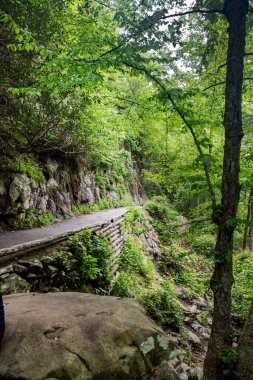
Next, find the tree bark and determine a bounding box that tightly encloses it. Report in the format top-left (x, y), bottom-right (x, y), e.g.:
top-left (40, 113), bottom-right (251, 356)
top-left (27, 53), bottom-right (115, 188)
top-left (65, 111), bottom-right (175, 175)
top-left (203, 1), bottom-right (248, 379)
top-left (236, 300), bottom-right (253, 379)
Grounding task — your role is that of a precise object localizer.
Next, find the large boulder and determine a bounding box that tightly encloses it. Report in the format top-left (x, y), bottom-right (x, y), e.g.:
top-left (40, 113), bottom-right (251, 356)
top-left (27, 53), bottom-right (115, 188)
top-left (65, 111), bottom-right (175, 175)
top-left (0, 292), bottom-right (179, 380)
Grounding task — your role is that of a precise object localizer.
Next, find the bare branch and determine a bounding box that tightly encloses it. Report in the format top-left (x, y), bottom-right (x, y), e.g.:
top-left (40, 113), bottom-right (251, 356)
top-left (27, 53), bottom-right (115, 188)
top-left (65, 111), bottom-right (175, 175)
top-left (203, 81), bottom-right (226, 91)
top-left (203, 77), bottom-right (253, 91)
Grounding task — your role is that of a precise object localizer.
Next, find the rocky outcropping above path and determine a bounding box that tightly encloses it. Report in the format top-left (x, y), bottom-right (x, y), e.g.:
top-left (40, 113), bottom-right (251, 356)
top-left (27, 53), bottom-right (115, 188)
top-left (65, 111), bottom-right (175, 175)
top-left (0, 157), bottom-right (146, 227)
top-left (0, 292), bottom-right (180, 380)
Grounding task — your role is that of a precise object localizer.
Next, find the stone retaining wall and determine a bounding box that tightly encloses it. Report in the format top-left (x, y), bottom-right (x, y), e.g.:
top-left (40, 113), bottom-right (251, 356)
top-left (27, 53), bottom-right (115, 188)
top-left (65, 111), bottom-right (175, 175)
top-left (0, 214), bottom-right (126, 294)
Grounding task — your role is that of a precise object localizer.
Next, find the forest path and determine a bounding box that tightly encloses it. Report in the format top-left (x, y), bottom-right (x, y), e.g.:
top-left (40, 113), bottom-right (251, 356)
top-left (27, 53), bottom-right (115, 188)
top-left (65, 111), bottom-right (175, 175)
top-left (0, 207), bottom-right (128, 259)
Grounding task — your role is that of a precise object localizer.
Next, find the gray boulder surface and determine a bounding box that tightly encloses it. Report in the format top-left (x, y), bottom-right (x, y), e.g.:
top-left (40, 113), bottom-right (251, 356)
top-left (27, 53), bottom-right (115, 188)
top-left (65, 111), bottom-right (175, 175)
top-left (0, 292), bottom-right (179, 380)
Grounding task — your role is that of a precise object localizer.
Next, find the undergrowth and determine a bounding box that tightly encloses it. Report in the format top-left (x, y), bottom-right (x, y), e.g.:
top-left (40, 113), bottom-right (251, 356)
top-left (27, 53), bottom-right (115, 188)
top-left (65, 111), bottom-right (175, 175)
top-left (42, 228), bottom-right (114, 293)
top-left (71, 197), bottom-right (132, 216)
top-left (112, 207), bottom-right (183, 330)
top-left (144, 196), bottom-right (180, 243)
top-left (13, 209), bottom-right (53, 229)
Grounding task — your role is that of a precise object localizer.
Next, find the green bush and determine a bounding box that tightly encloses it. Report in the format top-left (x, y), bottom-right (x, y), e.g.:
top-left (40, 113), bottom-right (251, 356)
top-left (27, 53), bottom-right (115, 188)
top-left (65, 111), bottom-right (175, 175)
top-left (43, 228), bottom-right (115, 292)
top-left (13, 209), bottom-right (53, 229)
top-left (119, 236), bottom-right (155, 280)
top-left (144, 196), bottom-right (179, 222)
top-left (188, 233), bottom-right (216, 258)
top-left (123, 207), bottom-right (147, 235)
top-left (10, 157), bottom-right (45, 182)
top-left (142, 280), bottom-right (183, 330)
top-left (158, 242), bottom-right (211, 297)
top-left (218, 348), bottom-right (237, 378)
top-left (112, 271), bottom-right (140, 297)
top-left (112, 233), bottom-right (183, 331)
top-left (144, 196), bottom-right (180, 243)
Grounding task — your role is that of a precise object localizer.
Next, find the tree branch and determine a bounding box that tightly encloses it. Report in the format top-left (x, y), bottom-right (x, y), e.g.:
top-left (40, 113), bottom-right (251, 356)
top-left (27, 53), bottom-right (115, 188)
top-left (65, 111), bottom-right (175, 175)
top-left (203, 81), bottom-right (225, 91)
top-left (122, 60), bottom-right (217, 210)
top-left (203, 77), bottom-right (253, 91)
top-left (159, 8), bottom-right (223, 22)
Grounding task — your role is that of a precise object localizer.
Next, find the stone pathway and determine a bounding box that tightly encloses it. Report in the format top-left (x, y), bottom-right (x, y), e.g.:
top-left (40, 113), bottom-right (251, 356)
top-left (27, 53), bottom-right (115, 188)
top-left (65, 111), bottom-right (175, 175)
top-left (0, 207), bottom-right (128, 262)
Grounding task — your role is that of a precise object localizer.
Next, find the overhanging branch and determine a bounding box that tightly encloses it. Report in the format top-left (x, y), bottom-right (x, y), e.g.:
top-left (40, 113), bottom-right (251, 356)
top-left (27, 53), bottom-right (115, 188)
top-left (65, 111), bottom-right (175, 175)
top-left (122, 60), bottom-right (217, 210)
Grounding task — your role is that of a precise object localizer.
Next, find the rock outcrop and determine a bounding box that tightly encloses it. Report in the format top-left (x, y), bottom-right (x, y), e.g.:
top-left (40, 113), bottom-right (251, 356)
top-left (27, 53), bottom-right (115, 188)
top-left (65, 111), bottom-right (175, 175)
top-left (0, 292), bottom-right (179, 380)
top-left (0, 157), bottom-right (145, 227)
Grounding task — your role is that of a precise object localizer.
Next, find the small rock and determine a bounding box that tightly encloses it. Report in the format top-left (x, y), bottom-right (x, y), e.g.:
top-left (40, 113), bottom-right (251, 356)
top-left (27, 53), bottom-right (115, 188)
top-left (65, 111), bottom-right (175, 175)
top-left (26, 273), bottom-right (38, 279)
top-left (188, 371), bottom-right (200, 380)
top-left (192, 323), bottom-right (204, 333)
top-left (169, 357), bottom-right (180, 368)
top-left (202, 332), bottom-right (210, 340)
top-left (188, 330), bottom-right (201, 346)
top-left (0, 273), bottom-right (10, 280)
top-left (181, 363), bottom-right (190, 372)
top-left (189, 305), bottom-right (198, 314)
top-left (18, 259), bottom-right (32, 267)
top-left (178, 354), bottom-right (185, 363)
top-left (149, 362), bottom-right (180, 380)
top-left (0, 265), bottom-right (13, 276)
top-left (168, 335), bottom-right (179, 345)
top-left (188, 373), bottom-right (200, 380)
top-left (175, 367), bottom-right (188, 380)
top-left (46, 265), bottom-right (58, 278)
top-left (0, 273), bottom-right (31, 294)
top-left (13, 263), bottom-right (27, 274)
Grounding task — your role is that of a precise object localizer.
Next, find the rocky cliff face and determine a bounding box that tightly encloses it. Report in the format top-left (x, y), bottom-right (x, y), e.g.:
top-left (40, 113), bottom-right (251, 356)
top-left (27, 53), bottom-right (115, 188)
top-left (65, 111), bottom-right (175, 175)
top-left (0, 156), bottom-right (145, 227)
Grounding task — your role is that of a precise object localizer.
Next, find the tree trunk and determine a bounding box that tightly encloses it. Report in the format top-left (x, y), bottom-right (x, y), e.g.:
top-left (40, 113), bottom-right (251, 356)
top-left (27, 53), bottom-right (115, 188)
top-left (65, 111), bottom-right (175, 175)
top-left (203, 1), bottom-right (248, 379)
top-left (236, 300), bottom-right (253, 379)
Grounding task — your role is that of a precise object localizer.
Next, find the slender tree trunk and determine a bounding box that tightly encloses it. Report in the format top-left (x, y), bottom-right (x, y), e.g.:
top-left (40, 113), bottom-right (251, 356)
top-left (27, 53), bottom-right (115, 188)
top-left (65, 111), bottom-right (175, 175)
top-left (243, 189), bottom-right (253, 250)
top-left (203, 1), bottom-right (248, 379)
top-left (236, 300), bottom-right (253, 379)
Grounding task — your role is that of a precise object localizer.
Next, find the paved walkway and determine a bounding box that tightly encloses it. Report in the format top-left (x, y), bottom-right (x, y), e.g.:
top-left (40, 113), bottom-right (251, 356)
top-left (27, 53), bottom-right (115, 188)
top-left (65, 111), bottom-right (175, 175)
top-left (0, 208), bottom-right (128, 260)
